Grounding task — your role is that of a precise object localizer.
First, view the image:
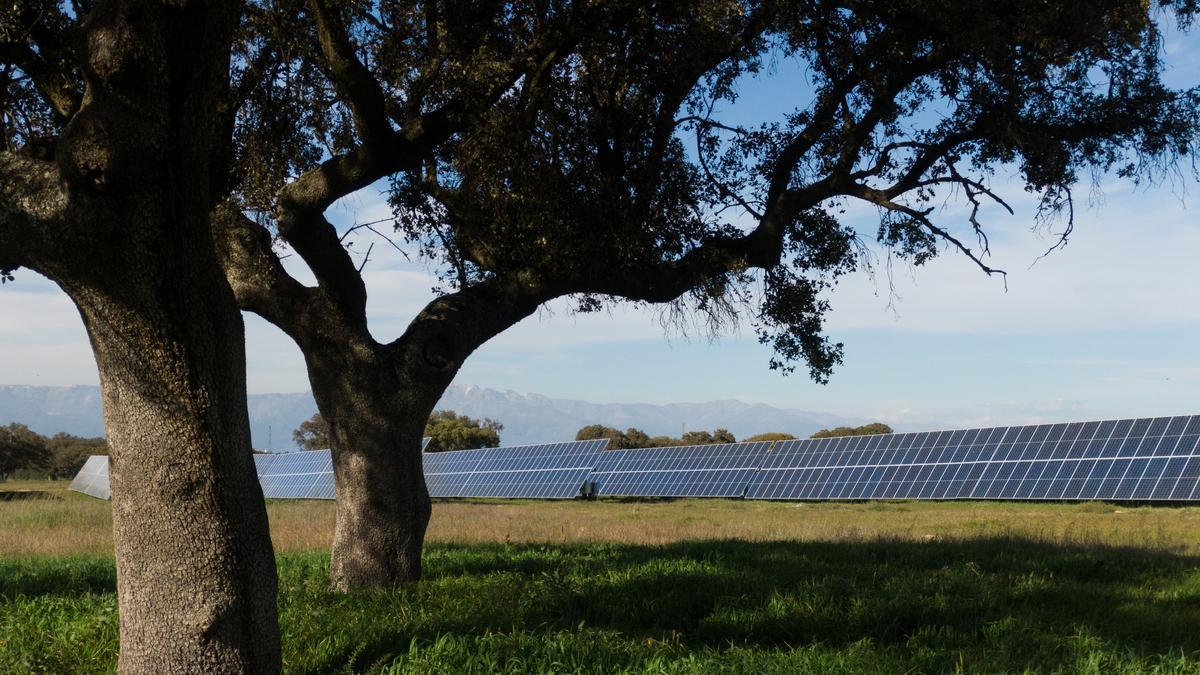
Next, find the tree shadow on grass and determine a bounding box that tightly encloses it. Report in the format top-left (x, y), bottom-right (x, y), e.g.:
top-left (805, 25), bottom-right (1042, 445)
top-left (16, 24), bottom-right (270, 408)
top-left (0, 490), bottom-right (55, 501)
top-left (8, 537), bottom-right (1200, 671)
top-left (288, 537), bottom-right (1200, 672)
top-left (0, 556), bottom-right (116, 598)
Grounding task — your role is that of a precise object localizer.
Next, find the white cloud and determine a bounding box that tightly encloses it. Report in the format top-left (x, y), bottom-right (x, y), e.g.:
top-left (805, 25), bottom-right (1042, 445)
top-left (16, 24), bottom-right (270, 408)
top-left (823, 178), bottom-right (1200, 335)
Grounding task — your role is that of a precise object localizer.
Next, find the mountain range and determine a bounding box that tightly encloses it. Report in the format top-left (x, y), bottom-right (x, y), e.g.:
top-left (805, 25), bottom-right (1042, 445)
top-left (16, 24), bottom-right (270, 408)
top-left (0, 383), bottom-right (862, 449)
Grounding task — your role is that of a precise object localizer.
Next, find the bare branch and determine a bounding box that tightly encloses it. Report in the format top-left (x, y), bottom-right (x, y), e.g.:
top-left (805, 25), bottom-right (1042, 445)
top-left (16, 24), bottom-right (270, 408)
top-left (846, 182), bottom-right (1007, 282)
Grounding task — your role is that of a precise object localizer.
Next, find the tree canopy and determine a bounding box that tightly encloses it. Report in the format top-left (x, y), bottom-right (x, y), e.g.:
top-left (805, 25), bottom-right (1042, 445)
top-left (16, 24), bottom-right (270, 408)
top-left (811, 423), bottom-right (895, 439)
top-left (744, 432), bottom-right (797, 442)
top-left (424, 410), bottom-right (503, 452)
top-left (292, 413), bottom-right (331, 451)
top-left (293, 410), bottom-right (502, 452)
top-left (576, 425), bottom-right (737, 447)
top-left (0, 422), bottom-right (49, 480)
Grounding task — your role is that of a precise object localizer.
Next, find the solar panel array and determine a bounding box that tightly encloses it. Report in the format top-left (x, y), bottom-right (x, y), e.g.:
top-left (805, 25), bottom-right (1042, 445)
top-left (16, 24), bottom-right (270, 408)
top-left (589, 441), bottom-right (773, 497)
top-left (425, 439), bottom-right (609, 498)
top-left (256, 438), bottom-right (433, 499)
top-left (68, 415), bottom-right (1200, 503)
top-left (746, 415), bottom-right (1200, 501)
top-left (69, 455), bottom-right (110, 500)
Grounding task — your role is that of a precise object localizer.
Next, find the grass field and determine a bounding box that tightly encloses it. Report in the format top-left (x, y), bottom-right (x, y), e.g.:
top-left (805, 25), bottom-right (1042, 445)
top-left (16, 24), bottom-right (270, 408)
top-left (4, 480), bottom-right (1200, 673)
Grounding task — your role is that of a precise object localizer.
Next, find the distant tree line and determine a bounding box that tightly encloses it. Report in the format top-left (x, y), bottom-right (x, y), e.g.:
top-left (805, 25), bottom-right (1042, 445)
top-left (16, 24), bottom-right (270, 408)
top-left (575, 423), bottom-right (895, 447)
top-left (575, 425), bottom-right (739, 448)
top-left (294, 411), bottom-right (503, 453)
top-left (810, 423), bottom-right (894, 439)
top-left (0, 423), bottom-right (108, 481)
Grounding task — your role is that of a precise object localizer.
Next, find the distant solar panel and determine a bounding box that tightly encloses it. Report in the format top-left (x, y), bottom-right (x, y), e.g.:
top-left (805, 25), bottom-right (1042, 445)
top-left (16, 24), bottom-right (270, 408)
top-left (68, 455), bottom-right (110, 500)
top-left (589, 441), bottom-right (773, 497)
top-left (258, 449), bottom-right (334, 499)
top-left (745, 415), bottom-right (1200, 501)
top-left (422, 448), bottom-right (487, 497)
top-left (257, 437), bottom-right (433, 500)
top-left (424, 439), bottom-right (609, 498)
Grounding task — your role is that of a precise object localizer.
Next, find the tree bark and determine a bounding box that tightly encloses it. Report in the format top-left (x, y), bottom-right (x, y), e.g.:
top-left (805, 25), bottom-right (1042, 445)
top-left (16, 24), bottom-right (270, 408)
top-left (303, 341), bottom-right (440, 589)
top-left (4, 1), bottom-right (284, 670)
top-left (67, 263), bottom-right (280, 673)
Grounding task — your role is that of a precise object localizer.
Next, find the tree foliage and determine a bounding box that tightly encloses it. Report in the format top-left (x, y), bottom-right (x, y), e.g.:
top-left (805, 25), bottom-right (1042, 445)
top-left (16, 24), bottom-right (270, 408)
top-left (744, 432), bottom-right (797, 442)
top-left (0, 425), bottom-right (110, 480)
top-left (169, 0), bottom-right (1200, 399)
top-left (424, 410), bottom-right (503, 452)
top-left (292, 413), bottom-right (331, 451)
top-left (293, 410), bottom-right (502, 452)
top-left (811, 423), bottom-right (895, 439)
top-left (0, 423), bottom-right (49, 480)
top-left (41, 433), bottom-right (107, 479)
top-left (576, 425), bottom-right (737, 447)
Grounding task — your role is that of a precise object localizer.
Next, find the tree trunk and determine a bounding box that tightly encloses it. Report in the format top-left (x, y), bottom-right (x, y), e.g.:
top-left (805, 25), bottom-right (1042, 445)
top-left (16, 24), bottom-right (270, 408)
top-left (70, 271), bottom-right (280, 672)
top-left (43, 1), bottom-right (281, 670)
top-left (305, 346), bottom-right (437, 589)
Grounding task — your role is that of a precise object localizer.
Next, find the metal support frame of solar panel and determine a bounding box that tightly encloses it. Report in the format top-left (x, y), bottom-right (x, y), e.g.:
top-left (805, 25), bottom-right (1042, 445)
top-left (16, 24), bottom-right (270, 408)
top-left (256, 437), bottom-right (433, 500)
top-left (69, 455), bottom-right (111, 500)
top-left (745, 415), bottom-right (1200, 501)
top-left (589, 441), bottom-right (774, 498)
top-left (423, 439), bottom-right (610, 498)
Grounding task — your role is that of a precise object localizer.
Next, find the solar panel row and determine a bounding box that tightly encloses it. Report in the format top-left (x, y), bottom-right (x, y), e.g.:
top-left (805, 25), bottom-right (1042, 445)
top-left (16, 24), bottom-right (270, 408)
top-left (69, 414), bottom-right (1200, 504)
top-left (746, 415), bottom-right (1200, 500)
top-left (424, 439), bottom-right (609, 498)
top-left (589, 441), bottom-right (772, 497)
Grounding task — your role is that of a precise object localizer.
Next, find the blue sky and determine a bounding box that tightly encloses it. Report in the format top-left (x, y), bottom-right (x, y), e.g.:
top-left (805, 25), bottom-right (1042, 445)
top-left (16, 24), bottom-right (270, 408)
top-left (2, 27), bottom-right (1198, 432)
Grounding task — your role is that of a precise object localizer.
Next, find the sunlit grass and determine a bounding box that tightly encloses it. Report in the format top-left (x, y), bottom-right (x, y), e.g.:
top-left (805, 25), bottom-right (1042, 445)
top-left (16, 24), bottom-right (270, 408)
top-left (6, 480), bottom-right (1200, 556)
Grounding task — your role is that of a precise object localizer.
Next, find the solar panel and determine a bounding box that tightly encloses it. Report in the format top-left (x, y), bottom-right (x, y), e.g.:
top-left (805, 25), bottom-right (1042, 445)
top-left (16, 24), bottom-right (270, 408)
top-left (257, 449), bottom-right (334, 499)
top-left (256, 437), bottom-right (433, 500)
top-left (68, 455), bottom-right (110, 500)
top-left (424, 439), bottom-right (609, 499)
top-left (589, 441), bottom-right (773, 497)
top-left (744, 415), bottom-right (1200, 501)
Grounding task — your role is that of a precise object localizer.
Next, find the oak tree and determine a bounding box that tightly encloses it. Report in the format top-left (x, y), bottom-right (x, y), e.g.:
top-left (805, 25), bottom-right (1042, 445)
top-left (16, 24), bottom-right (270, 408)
top-left (219, 0), bottom-right (1198, 591)
top-left (293, 412), bottom-right (332, 451)
top-left (1, 1), bottom-right (278, 670)
top-left (0, 422), bottom-right (48, 479)
top-left (423, 410), bottom-right (503, 452)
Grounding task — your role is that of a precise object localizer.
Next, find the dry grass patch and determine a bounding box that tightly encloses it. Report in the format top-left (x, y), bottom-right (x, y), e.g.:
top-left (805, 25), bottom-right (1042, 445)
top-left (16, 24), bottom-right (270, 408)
top-left (6, 480), bottom-right (1200, 556)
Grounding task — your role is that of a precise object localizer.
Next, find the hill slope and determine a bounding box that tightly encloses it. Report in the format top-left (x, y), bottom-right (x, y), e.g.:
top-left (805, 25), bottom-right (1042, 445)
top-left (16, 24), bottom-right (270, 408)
top-left (0, 384), bottom-right (860, 448)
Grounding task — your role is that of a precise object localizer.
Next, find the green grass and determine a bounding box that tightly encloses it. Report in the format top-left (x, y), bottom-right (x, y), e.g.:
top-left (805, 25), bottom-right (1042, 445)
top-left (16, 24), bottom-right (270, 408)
top-left (4, 537), bottom-right (1200, 673)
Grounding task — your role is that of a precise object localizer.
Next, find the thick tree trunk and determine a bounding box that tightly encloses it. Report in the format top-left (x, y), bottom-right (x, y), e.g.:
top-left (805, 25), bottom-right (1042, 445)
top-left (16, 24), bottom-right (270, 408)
top-left (305, 346), bottom-right (438, 589)
top-left (34, 1), bottom-right (282, 670)
top-left (70, 270), bottom-right (280, 672)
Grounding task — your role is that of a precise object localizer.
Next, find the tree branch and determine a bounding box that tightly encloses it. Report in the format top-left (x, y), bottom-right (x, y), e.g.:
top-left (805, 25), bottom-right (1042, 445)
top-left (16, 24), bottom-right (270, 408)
top-left (0, 40), bottom-right (79, 121)
top-left (0, 150), bottom-right (67, 276)
top-left (307, 0), bottom-right (391, 147)
top-left (212, 203), bottom-right (319, 335)
top-left (387, 274), bottom-right (556, 378)
top-left (845, 182), bottom-right (1007, 280)
top-left (273, 5), bottom-right (613, 328)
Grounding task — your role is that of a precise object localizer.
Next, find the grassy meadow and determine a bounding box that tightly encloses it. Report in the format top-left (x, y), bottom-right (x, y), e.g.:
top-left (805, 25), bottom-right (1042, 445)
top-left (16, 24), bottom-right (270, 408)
top-left (4, 480), bottom-right (1200, 672)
